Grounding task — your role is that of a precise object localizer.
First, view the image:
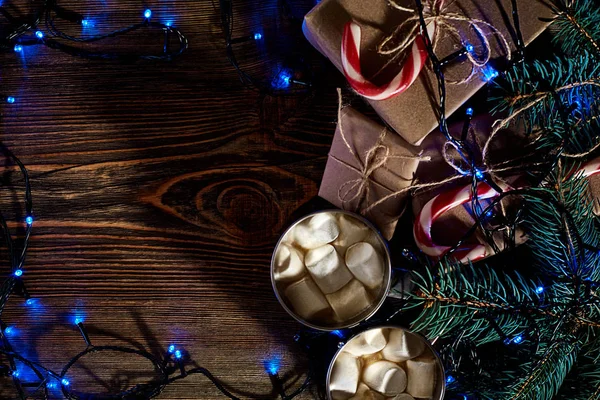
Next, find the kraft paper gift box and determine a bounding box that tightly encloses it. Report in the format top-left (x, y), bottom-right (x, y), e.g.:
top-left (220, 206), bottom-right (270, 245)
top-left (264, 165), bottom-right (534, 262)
top-left (319, 106), bottom-right (422, 240)
top-left (410, 114), bottom-right (529, 261)
top-left (303, 0), bottom-right (553, 145)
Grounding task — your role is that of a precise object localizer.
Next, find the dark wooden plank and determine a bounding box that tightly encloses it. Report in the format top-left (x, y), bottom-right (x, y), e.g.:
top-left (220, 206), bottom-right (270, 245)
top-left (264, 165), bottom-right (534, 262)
top-left (0, 0), bottom-right (345, 398)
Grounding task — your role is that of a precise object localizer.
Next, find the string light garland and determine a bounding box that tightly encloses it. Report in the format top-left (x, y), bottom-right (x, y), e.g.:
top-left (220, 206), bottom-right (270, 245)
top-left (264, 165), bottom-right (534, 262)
top-left (0, 3), bottom-right (311, 399)
top-left (0, 1), bottom-right (188, 60)
top-left (218, 0), bottom-right (312, 95)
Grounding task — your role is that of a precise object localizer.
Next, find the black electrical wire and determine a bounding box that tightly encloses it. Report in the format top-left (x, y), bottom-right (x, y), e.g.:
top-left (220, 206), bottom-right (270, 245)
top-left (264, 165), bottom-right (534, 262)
top-left (217, 0), bottom-right (312, 96)
top-left (0, 0), bottom-right (188, 61)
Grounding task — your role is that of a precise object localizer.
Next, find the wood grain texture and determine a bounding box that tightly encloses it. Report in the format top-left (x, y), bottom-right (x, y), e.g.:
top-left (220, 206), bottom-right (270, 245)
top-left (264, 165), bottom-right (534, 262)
top-left (0, 0), bottom-right (352, 398)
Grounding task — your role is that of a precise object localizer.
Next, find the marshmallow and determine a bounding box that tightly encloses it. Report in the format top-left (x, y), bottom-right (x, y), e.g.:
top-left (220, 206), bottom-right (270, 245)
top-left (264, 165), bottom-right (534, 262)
top-left (363, 361), bottom-right (407, 396)
top-left (344, 328), bottom-right (387, 357)
top-left (330, 351), bottom-right (361, 400)
top-left (406, 355), bottom-right (437, 399)
top-left (284, 277), bottom-right (330, 320)
top-left (345, 242), bottom-right (385, 289)
top-left (326, 280), bottom-right (372, 321)
top-left (293, 213), bottom-right (340, 250)
top-left (381, 329), bottom-right (425, 362)
top-left (305, 245), bottom-right (353, 294)
top-left (333, 214), bottom-right (370, 251)
top-left (274, 243), bottom-right (305, 282)
top-left (349, 383), bottom-right (385, 400)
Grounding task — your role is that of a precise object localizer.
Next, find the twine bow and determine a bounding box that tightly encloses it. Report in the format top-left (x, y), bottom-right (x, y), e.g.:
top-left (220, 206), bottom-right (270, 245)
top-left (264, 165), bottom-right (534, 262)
top-left (378, 0), bottom-right (512, 84)
top-left (331, 89), bottom-right (430, 213)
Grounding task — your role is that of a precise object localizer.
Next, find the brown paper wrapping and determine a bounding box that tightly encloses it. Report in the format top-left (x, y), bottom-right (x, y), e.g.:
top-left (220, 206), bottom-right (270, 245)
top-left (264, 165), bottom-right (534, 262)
top-left (588, 175), bottom-right (600, 216)
top-left (411, 115), bottom-right (528, 259)
top-left (319, 106), bottom-right (420, 239)
top-left (303, 0), bottom-right (553, 145)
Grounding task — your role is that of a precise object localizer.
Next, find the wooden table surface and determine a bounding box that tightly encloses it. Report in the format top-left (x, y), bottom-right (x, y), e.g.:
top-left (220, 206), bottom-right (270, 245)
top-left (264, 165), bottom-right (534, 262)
top-left (0, 0), bottom-right (351, 398)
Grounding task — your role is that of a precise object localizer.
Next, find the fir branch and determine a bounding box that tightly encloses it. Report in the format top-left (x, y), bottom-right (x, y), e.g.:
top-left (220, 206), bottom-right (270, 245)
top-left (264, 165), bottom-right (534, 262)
top-left (507, 339), bottom-right (579, 400)
top-left (521, 174), bottom-right (600, 280)
top-left (554, 354), bottom-right (600, 399)
top-left (552, 0), bottom-right (600, 59)
top-left (490, 54), bottom-right (600, 146)
top-left (407, 263), bottom-right (553, 344)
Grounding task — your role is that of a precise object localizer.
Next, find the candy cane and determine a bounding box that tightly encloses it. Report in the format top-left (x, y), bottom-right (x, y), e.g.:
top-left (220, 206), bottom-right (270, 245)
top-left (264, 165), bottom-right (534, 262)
top-left (578, 157), bottom-right (600, 179)
top-left (341, 22), bottom-right (435, 101)
top-left (413, 157), bottom-right (600, 264)
top-left (413, 182), bottom-right (501, 263)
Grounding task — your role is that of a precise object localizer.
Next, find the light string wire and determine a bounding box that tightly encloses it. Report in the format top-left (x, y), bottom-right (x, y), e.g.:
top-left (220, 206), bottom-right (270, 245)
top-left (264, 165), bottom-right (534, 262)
top-left (0, 146), bottom-right (311, 400)
top-left (0, 1), bottom-right (312, 397)
top-left (1, 0), bottom-right (188, 60)
top-left (217, 0), bottom-right (312, 95)
top-left (406, 0), bottom-right (599, 396)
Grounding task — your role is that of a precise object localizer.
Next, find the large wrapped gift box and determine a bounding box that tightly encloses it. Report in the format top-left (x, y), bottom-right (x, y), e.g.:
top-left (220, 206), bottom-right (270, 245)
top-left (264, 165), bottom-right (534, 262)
top-left (303, 0), bottom-right (553, 145)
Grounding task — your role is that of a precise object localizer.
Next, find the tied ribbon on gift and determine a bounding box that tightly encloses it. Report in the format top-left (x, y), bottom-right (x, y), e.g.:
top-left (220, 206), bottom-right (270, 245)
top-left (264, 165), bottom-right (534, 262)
top-left (379, 0), bottom-right (512, 85)
top-left (331, 89), bottom-right (432, 213)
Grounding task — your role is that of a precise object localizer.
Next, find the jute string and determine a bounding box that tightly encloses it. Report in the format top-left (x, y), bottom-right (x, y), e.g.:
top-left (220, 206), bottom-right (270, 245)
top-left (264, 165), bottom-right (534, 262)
top-left (377, 0), bottom-right (511, 84)
top-left (483, 80), bottom-right (600, 165)
top-left (330, 89), bottom-right (567, 216)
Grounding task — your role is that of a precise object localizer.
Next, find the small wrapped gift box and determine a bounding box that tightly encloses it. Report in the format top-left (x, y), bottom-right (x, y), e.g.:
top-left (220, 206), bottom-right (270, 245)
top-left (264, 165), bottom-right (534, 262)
top-left (318, 106), bottom-right (422, 239)
top-left (303, 0), bottom-right (552, 145)
top-left (411, 115), bottom-right (529, 262)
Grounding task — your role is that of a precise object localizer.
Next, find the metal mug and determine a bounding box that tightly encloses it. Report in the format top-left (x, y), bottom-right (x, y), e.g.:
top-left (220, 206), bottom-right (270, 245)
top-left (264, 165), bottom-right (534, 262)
top-left (271, 210), bottom-right (392, 331)
top-left (326, 326), bottom-right (446, 400)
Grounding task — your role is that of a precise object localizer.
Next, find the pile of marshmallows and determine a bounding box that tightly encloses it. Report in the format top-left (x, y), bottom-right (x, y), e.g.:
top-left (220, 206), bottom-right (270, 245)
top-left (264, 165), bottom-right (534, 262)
top-left (273, 212), bottom-right (386, 324)
top-left (330, 328), bottom-right (439, 400)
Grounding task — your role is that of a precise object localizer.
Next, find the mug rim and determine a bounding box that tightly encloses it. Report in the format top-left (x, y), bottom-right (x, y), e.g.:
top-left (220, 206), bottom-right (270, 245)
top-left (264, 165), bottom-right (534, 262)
top-left (325, 325), bottom-right (447, 400)
top-left (270, 209), bottom-right (392, 331)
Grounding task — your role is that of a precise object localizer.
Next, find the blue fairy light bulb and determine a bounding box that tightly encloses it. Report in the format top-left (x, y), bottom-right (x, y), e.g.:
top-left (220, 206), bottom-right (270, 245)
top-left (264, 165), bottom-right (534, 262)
top-left (165, 21), bottom-right (173, 27)
top-left (174, 349), bottom-right (182, 359)
top-left (465, 43), bottom-right (474, 53)
top-left (26, 298), bottom-right (36, 306)
top-left (47, 381), bottom-right (57, 389)
top-left (474, 169), bottom-right (484, 180)
top-left (14, 269), bottom-right (23, 277)
top-left (168, 344), bottom-right (176, 353)
top-left (535, 286), bottom-right (544, 294)
top-left (11, 370), bottom-right (20, 378)
top-left (25, 216), bottom-right (33, 225)
top-left (144, 9), bottom-right (152, 19)
top-left (61, 378), bottom-right (70, 386)
top-left (272, 70), bottom-right (292, 89)
top-left (446, 375), bottom-right (456, 384)
top-left (254, 33), bottom-right (263, 40)
top-left (35, 31), bottom-right (44, 39)
top-left (7, 96), bottom-right (15, 104)
top-left (81, 19), bottom-right (92, 27)
top-left (482, 65), bottom-right (499, 82)
top-left (14, 44), bottom-right (23, 53)
top-left (513, 335), bottom-right (523, 344)
top-left (263, 357), bottom-right (280, 375)
top-left (4, 326), bottom-right (15, 336)
top-left (466, 107), bottom-right (474, 116)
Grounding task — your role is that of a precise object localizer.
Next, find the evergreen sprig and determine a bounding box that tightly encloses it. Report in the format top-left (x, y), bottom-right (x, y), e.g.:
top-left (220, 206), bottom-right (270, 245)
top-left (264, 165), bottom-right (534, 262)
top-left (490, 54), bottom-right (600, 144)
top-left (406, 263), bottom-right (547, 345)
top-left (551, 0), bottom-right (600, 60)
top-left (506, 339), bottom-right (580, 400)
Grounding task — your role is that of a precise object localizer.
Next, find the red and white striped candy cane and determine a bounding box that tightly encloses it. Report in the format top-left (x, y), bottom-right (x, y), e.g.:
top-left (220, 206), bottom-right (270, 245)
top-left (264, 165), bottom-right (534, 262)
top-left (341, 21), bottom-right (435, 101)
top-left (577, 157), bottom-right (600, 179)
top-left (413, 157), bottom-right (600, 264)
top-left (413, 182), bottom-right (501, 263)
